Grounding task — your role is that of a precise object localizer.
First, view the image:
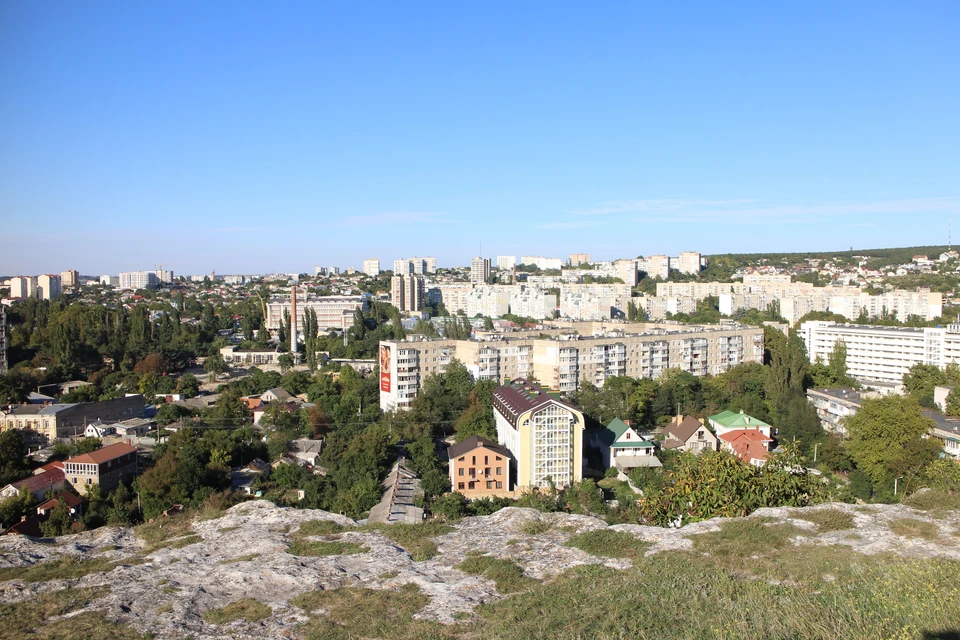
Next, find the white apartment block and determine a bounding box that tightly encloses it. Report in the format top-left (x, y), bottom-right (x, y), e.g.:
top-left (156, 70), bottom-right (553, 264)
top-left (100, 275), bottom-right (119, 287)
top-left (0, 306), bottom-right (6, 375)
top-left (9, 276), bottom-right (37, 299)
top-left (722, 289), bottom-right (942, 324)
top-left (559, 284), bottom-right (633, 321)
top-left (471, 257), bottom-right (491, 285)
top-left (675, 252), bottom-right (703, 275)
top-left (393, 257), bottom-right (434, 275)
top-left (656, 282), bottom-right (735, 298)
top-left (520, 256), bottom-right (563, 271)
top-left (362, 258), bottom-right (381, 277)
top-left (36, 274), bottom-right (61, 300)
top-left (800, 321), bottom-right (960, 387)
top-left (119, 271), bottom-right (159, 290)
top-left (642, 255), bottom-right (671, 280)
top-left (496, 256), bottom-right (517, 270)
top-left (637, 294), bottom-right (699, 320)
top-left (379, 323), bottom-right (763, 410)
top-left (509, 286), bottom-right (557, 319)
top-left (613, 259), bottom-right (639, 286)
top-left (428, 284), bottom-right (557, 320)
top-left (266, 294), bottom-right (370, 332)
top-left (742, 274), bottom-right (793, 285)
top-left (154, 269), bottom-right (174, 284)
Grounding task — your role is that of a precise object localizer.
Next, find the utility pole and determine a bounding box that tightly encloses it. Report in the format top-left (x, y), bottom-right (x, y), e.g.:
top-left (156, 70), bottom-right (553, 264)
top-left (813, 442), bottom-right (819, 463)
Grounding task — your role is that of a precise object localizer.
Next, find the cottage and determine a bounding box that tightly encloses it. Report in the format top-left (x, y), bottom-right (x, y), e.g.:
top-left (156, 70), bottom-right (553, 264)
top-left (718, 429), bottom-right (773, 466)
top-left (708, 410), bottom-right (772, 438)
top-left (594, 418), bottom-right (661, 480)
top-left (447, 436), bottom-right (513, 497)
top-left (0, 463), bottom-right (66, 501)
top-left (661, 415), bottom-right (718, 453)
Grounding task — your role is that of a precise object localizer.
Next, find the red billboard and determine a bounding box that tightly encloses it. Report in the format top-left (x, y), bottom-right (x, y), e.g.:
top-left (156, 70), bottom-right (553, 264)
top-left (379, 345), bottom-right (391, 392)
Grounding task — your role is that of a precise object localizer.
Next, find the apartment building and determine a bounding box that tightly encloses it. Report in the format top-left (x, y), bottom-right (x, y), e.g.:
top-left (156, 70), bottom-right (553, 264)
top-left (119, 271), bottom-right (159, 290)
top-left (675, 252), bottom-right (702, 275)
top-left (266, 294), bottom-right (370, 332)
top-left (496, 256), bottom-right (517, 270)
top-left (379, 323), bottom-right (763, 408)
top-left (559, 283), bottom-right (633, 320)
top-left (569, 253), bottom-right (591, 266)
top-left (642, 255), bottom-right (671, 280)
top-left (391, 275), bottom-right (426, 312)
top-left (470, 257), bottom-right (491, 284)
top-left (362, 258), bottom-right (381, 276)
top-left (0, 307), bottom-right (6, 375)
top-left (100, 275), bottom-right (119, 287)
top-left (492, 379), bottom-right (585, 489)
top-left (656, 282), bottom-right (735, 298)
top-left (613, 259), bottom-right (640, 286)
top-left (800, 321), bottom-right (960, 387)
top-left (0, 395), bottom-right (145, 443)
top-left (9, 276), bottom-right (37, 299)
top-left (447, 436), bottom-right (513, 497)
top-left (805, 387), bottom-right (870, 436)
top-left (60, 270), bottom-right (79, 288)
top-left (153, 269), bottom-right (174, 284)
top-left (520, 256), bottom-right (563, 271)
top-left (63, 442), bottom-right (138, 495)
top-left (37, 274), bottom-right (61, 300)
top-left (637, 294), bottom-right (699, 321)
top-left (428, 284), bottom-right (556, 320)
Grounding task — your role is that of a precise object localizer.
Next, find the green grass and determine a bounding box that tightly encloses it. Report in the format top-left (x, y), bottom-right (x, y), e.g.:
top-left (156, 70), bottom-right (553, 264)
top-left (0, 554), bottom-right (121, 583)
top-left (0, 586), bottom-right (151, 640)
top-left (564, 529), bottom-right (649, 559)
top-left (888, 517), bottom-right (941, 541)
top-left (902, 489), bottom-right (960, 515)
top-left (135, 512), bottom-right (199, 552)
top-left (520, 520), bottom-right (552, 535)
top-left (297, 519), bottom-right (347, 536)
top-left (217, 553), bottom-right (259, 565)
top-left (691, 518), bottom-right (805, 561)
top-left (288, 539), bottom-right (368, 557)
top-left (378, 521), bottom-right (454, 562)
top-left (790, 508), bottom-right (856, 533)
top-left (202, 598), bottom-right (272, 625)
top-left (292, 586), bottom-right (449, 640)
top-left (379, 570), bottom-right (399, 579)
top-left (166, 534), bottom-right (203, 549)
top-left (457, 556), bottom-right (538, 594)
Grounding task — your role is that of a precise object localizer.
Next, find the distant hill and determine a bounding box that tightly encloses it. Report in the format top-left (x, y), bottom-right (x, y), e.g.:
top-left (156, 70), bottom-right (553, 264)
top-left (703, 245), bottom-right (953, 271)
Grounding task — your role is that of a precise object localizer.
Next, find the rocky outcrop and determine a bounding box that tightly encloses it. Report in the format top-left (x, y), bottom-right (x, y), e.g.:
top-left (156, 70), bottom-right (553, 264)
top-left (0, 499), bottom-right (957, 639)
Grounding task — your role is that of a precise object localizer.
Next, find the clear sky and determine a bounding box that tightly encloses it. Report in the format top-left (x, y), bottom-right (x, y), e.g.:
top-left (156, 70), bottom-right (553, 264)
top-left (1, 2), bottom-right (958, 276)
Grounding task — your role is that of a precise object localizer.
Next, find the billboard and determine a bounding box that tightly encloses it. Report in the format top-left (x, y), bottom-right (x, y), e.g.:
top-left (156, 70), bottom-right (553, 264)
top-left (379, 345), bottom-right (391, 392)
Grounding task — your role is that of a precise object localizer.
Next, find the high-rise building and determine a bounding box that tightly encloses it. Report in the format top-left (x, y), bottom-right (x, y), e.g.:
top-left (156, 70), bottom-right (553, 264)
top-left (642, 255), bottom-right (671, 280)
top-left (423, 257), bottom-right (437, 273)
top-left (9, 276), bottom-right (37, 299)
top-left (391, 275), bottom-right (426, 312)
top-left (119, 271), bottom-right (159, 290)
top-left (676, 252), bottom-right (702, 275)
top-left (153, 269), bottom-right (174, 284)
top-left (37, 274), bottom-right (61, 300)
top-left (521, 256), bottom-right (563, 270)
top-left (60, 270), bottom-right (79, 288)
top-left (471, 257), bottom-right (491, 285)
top-left (362, 258), bottom-right (381, 277)
top-left (100, 275), bottom-right (119, 287)
top-left (496, 256), bottom-right (517, 270)
top-left (613, 259), bottom-right (639, 286)
top-left (569, 253), bottom-right (591, 266)
top-left (0, 306), bottom-right (7, 375)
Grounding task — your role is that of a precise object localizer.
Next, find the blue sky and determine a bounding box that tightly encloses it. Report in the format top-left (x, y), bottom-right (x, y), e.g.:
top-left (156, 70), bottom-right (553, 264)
top-left (1, 2), bottom-right (958, 276)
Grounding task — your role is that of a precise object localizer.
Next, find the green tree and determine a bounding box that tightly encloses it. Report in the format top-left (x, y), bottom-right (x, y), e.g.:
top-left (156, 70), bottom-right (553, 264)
top-left (204, 352), bottom-right (226, 380)
top-left (278, 353), bottom-right (294, 373)
top-left (902, 363), bottom-right (948, 408)
top-left (175, 373), bottom-right (200, 398)
top-left (40, 501), bottom-right (74, 537)
top-left (944, 387), bottom-right (960, 417)
top-left (843, 395), bottom-right (941, 486)
top-left (0, 430), bottom-right (30, 485)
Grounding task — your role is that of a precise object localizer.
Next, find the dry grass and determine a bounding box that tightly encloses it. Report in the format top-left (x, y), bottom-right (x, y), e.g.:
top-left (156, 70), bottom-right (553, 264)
top-left (202, 597), bottom-right (272, 624)
top-left (564, 529), bottom-right (649, 559)
top-left (0, 586), bottom-right (150, 639)
top-left (457, 556), bottom-right (538, 594)
top-left (901, 489), bottom-right (960, 516)
top-left (217, 553), bottom-right (259, 565)
top-left (378, 521), bottom-right (454, 562)
top-left (888, 517), bottom-right (940, 541)
top-left (691, 518), bottom-right (805, 561)
top-left (297, 519), bottom-right (347, 536)
top-left (0, 554), bottom-right (121, 583)
top-left (790, 508), bottom-right (856, 533)
top-left (520, 520), bottom-right (553, 535)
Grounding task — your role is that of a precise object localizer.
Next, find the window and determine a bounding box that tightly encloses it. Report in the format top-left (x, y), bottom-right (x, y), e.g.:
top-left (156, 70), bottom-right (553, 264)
top-left (484, 455), bottom-right (489, 464)
top-left (458, 482), bottom-right (465, 490)
top-left (496, 481), bottom-right (503, 489)
top-left (459, 456), bottom-right (465, 462)
top-left (468, 481), bottom-right (476, 490)
top-left (496, 456), bottom-right (502, 461)
top-left (485, 468), bottom-right (491, 476)
top-left (486, 481), bottom-right (494, 489)
top-left (472, 456), bottom-right (476, 464)
top-left (469, 468), bottom-right (476, 477)
top-left (625, 432), bottom-right (631, 439)
top-left (458, 468), bottom-right (464, 476)
top-left (496, 467), bottom-right (502, 475)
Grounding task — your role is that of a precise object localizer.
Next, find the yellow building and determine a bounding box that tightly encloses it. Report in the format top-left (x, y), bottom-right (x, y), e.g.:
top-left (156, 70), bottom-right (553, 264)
top-left (492, 379), bottom-right (584, 489)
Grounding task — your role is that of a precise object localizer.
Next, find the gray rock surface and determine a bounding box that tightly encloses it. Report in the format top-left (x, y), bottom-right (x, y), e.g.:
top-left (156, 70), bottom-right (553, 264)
top-left (0, 499), bottom-right (957, 639)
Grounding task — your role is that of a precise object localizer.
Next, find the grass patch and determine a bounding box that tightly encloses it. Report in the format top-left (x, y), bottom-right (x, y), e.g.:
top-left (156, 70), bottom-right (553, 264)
top-left (457, 556), bottom-right (538, 594)
top-left (161, 586), bottom-right (177, 594)
top-left (202, 598), bottom-right (272, 625)
top-left (520, 520), bottom-right (552, 535)
top-left (565, 529), bottom-right (649, 559)
top-left (218, 553), bottom-right (259, 565)
top-left (156, 604), bottom-right (173, 615)
top-left (292, 586), bottom-right (446, 640)
top-left (288, 539), bottom-right (367, 557)
top-left (888, 517), bottom-right (940, 541)
top-left (0, 585), bottom-right (149, 639)
top-left (378, 521), bottom-right (453, 562)
top-left (218, 526), bottom-right (239, 534)
top-left (379, 570), bottom-right (399, 579)
top-left (0, 555), bottom-right (120, 583)
top-left (690, 518), bottom-right (804, 561)
top-left (298, 519), bottom-right (346, 536)
top-left (902, 489), bottom-right (960, 515)
top-left (166, 534), bottom-right (203, 549)
top-left (791, 508), bottom-right (856, 533)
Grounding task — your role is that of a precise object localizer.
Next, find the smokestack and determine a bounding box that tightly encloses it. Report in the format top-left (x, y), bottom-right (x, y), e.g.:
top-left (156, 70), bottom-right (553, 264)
top-left (290, 285), bottom-right (298, 356)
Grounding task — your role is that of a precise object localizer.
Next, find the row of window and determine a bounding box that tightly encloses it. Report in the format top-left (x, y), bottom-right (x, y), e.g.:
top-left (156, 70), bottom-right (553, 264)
top-left (457, 481), bottom-right (504, 490)
top-left (458, 467), bottom-right (503, 476)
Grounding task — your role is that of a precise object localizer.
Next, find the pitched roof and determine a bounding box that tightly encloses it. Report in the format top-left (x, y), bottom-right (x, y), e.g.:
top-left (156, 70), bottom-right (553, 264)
top-left (10, 468), bottom-right (65, 493)
top-left (663, 415), bottom-right (707, 443)
top-left (709, 410), bottom-right (771, 430)
top-left (65, 442), bottom-right (136, 465)
top-left (719, 429), bottom-right (772, 464)
top-left (718, 429), bottom-right (773, 444)
top-left (265, 387), bottom-right (293, 402)
top-left (448, 435), bottom-right (511, 460)
top-left (37, 492), bottom-right (84, 511)
top-left (492, 379), bottom-right (578, 429)
top-left (599, 418), bottom-right (654, 449)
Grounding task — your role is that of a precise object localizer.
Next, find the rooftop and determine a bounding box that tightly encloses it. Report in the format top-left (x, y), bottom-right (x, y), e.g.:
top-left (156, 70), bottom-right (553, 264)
top-left (492, 379), bottom-right (578, 430)
top-left (448, 435), bottom-right (511, 460)
top-left (65, 442), bottom-right (137, 465)
top-left (709, 410), bottom-right (772, 430)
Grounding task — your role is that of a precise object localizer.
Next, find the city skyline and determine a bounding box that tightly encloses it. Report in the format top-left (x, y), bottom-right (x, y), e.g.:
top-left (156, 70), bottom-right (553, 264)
top-left (2, 2), bottom-right (958, 275)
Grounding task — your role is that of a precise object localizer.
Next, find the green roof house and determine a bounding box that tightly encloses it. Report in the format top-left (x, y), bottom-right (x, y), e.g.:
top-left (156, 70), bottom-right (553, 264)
top-left (595, 418), bottom-right (661, 480)
top-left (707, 410), bottom-right (772, 438)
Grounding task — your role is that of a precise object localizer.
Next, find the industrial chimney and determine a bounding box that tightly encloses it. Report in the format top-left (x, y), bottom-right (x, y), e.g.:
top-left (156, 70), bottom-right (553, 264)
top-left (290, 285), bottom-right (298, 357)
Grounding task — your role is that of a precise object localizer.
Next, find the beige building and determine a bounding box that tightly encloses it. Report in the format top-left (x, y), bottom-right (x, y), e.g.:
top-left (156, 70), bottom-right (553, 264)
top-left (37, 274), bottom-right (61, 300)
top-left (470, 257), bottom-right (491, 284)
top-left (569, 253), bottom-right (591, 266)
top-left (0, 395), bottom-right (145, 443)
top-left (613, 259), bottom-right (639, 286)
top-left (675, 252), bottom-right (702, 275)
top-left (266, 294), bottom-right (370, 332)
top-left (391, 275), bottom-right (426, 312)
top-left (60, 270), bottom-right (80, 288)
top-left (642, 255), bottom-right (671, 280)
top-left (362, 258), bottom-right (380, 276)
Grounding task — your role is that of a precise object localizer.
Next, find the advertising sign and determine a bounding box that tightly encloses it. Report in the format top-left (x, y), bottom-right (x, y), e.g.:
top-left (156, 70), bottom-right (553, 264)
top-left (379, 345), bottom-right (391, 392)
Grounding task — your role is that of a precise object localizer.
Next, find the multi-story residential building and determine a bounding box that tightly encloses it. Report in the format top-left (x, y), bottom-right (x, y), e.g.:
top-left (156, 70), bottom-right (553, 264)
top-left (391, 275), bottom-right (426, 312)
top-left (63, 442), bottom-right (138, 495)
top-left (327, 266), bottom-right (340, 276)
top-left (266, 294), bottom-right (370, 332)
top-left (100, 275), bottom-right (119, 286)
top-left (37, 274), bottom-right (61, 300)
top-left (520, 256), bottom-right (563, 271)
top-left (0, 306), bottom-right (6, 375)
top-left (675, 252), bottom-right (703, 275)
top-left (559, 283), bottom-right (633, 320)
top-left (60, 270), bottom-right (80, 288)
top-left (393, 259), bottom-right (412, 275)
top-left (806, 388), bottom-right (870, 436)
top-left (470, 257), bottom-right (491, 285)
top-left (447, 436), bottom-right (513, 497)
top-left (496, 256), bottom-right (517, 270)
top-left (9, 276), bottom-right (37, 299)
top-left (362, 258), bottom-right (381, 276)
top-left (492, 379), bottom-right (584, 489)
top-left (379, 323), bottom-right (763, 408)
top-left (466, 285), bottom-right (511, 317)
top-left (800, 321), bottom-right (960, 387)
top-left (636, 294), bottom-right (699, 321)
top-left (569, 253), bottom-right (591, 266)
top-left (153, 269), bottom-right (174, 284)
top-left (642, 255), bottom-right (671, 280)
top-left (0, 395), bottom-right (145, 443)
top-left (655, 282), bottom-right (736, 298)
top-left (613, 259), bottom-right (639, 286)
top-left (508, 285), bottom-right (557, 320)
top-left (119, 271), bottom-right (159, 290)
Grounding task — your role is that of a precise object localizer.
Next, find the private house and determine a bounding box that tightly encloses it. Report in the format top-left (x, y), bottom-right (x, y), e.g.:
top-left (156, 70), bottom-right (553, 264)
top-left (291, 439), bottom-right (323, 466)
top-left (0, 462), bottom-right (66, 501)
top-left (447, 436), bottom-right (513, 497)
top-left (231, 459), bottom-right (272, 494)
top-left (492, 379), bottom-right (585, 489)
top-left (63, 443), bottom-right (138, 495)
top-left (661, 415), bottom-right (718, 453)
top-left (593, 418), bottom-right (661, 480)
top-left (708, 410), bottom-right (773, 438)
top-left (718, 429), bottom-right (773, 466)
top-left (36, 492), bottom-right (84, 519)
top-left (261, 387), bottom-right (294, 403)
